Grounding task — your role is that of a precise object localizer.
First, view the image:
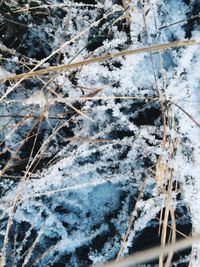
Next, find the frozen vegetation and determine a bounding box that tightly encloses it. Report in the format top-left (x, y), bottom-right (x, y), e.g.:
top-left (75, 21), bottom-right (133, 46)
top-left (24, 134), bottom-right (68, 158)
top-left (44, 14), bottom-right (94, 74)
top-left (0, 0), bottom-right (200, 266)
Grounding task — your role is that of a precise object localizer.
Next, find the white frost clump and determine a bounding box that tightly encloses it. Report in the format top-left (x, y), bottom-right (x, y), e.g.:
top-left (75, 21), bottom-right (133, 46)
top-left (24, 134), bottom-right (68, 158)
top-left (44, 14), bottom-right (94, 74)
top-left (23, 91), bottom-right (47, 108)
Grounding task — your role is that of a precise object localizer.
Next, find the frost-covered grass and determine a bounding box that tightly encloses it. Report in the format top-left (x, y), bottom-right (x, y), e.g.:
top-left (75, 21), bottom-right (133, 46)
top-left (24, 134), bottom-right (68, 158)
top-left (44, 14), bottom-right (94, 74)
top-left (0, 0), bottom-right (200, 266)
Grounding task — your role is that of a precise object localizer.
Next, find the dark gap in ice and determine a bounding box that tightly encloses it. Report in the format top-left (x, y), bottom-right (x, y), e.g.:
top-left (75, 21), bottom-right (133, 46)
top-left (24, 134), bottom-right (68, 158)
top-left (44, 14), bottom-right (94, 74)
top-left (129, 105), bottom-right (162, 126)
top-left (74, 0), bottom-right (96, 4)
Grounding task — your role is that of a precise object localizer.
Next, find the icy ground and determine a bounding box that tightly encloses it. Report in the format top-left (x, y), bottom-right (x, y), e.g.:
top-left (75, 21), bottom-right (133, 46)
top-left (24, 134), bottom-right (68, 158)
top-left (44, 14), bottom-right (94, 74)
top-left (0, 0), bottom-right (200, 266)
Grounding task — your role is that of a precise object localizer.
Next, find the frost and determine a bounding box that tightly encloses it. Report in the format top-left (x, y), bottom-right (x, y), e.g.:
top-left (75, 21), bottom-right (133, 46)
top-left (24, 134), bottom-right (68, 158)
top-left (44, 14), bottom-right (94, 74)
top-left (23, 91), bottom-right (47, 108)
top-left (0, 67), bottom-right (10, 80)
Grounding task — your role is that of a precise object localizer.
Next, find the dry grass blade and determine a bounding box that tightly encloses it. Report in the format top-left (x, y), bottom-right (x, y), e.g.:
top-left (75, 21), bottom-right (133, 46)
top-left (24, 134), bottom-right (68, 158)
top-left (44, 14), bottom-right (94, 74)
top-left (155, 156), bottom-right (166, 189)
top-left (14, 2), bottom-right (104, 12)
top-left (155, 217), bottom-right (190, 239)
top-left (152, 7), bottom-right (167, 148)
top-left (116, 180), bottom-right (146, 261)
top-left (164, 206), bottom-right (176, 267)
top-left (3, 95), bottom-right (159, 103)
top-left (121, 0), bottom-right (131, 24)
top-left (159, 14), bottom-right (200, 30)
top-left (159, 170), bottom-right (174, 267)
top-left (98, 235), bottom-right (200, 267)
top-left (1, 39), bottom-right (200, 82)
top-left (0, 193), bottom-right (21, 267)
top-left (0, 117), bottom-right (41, 178)
top-left (170, 100), bottom-right (200, 128)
